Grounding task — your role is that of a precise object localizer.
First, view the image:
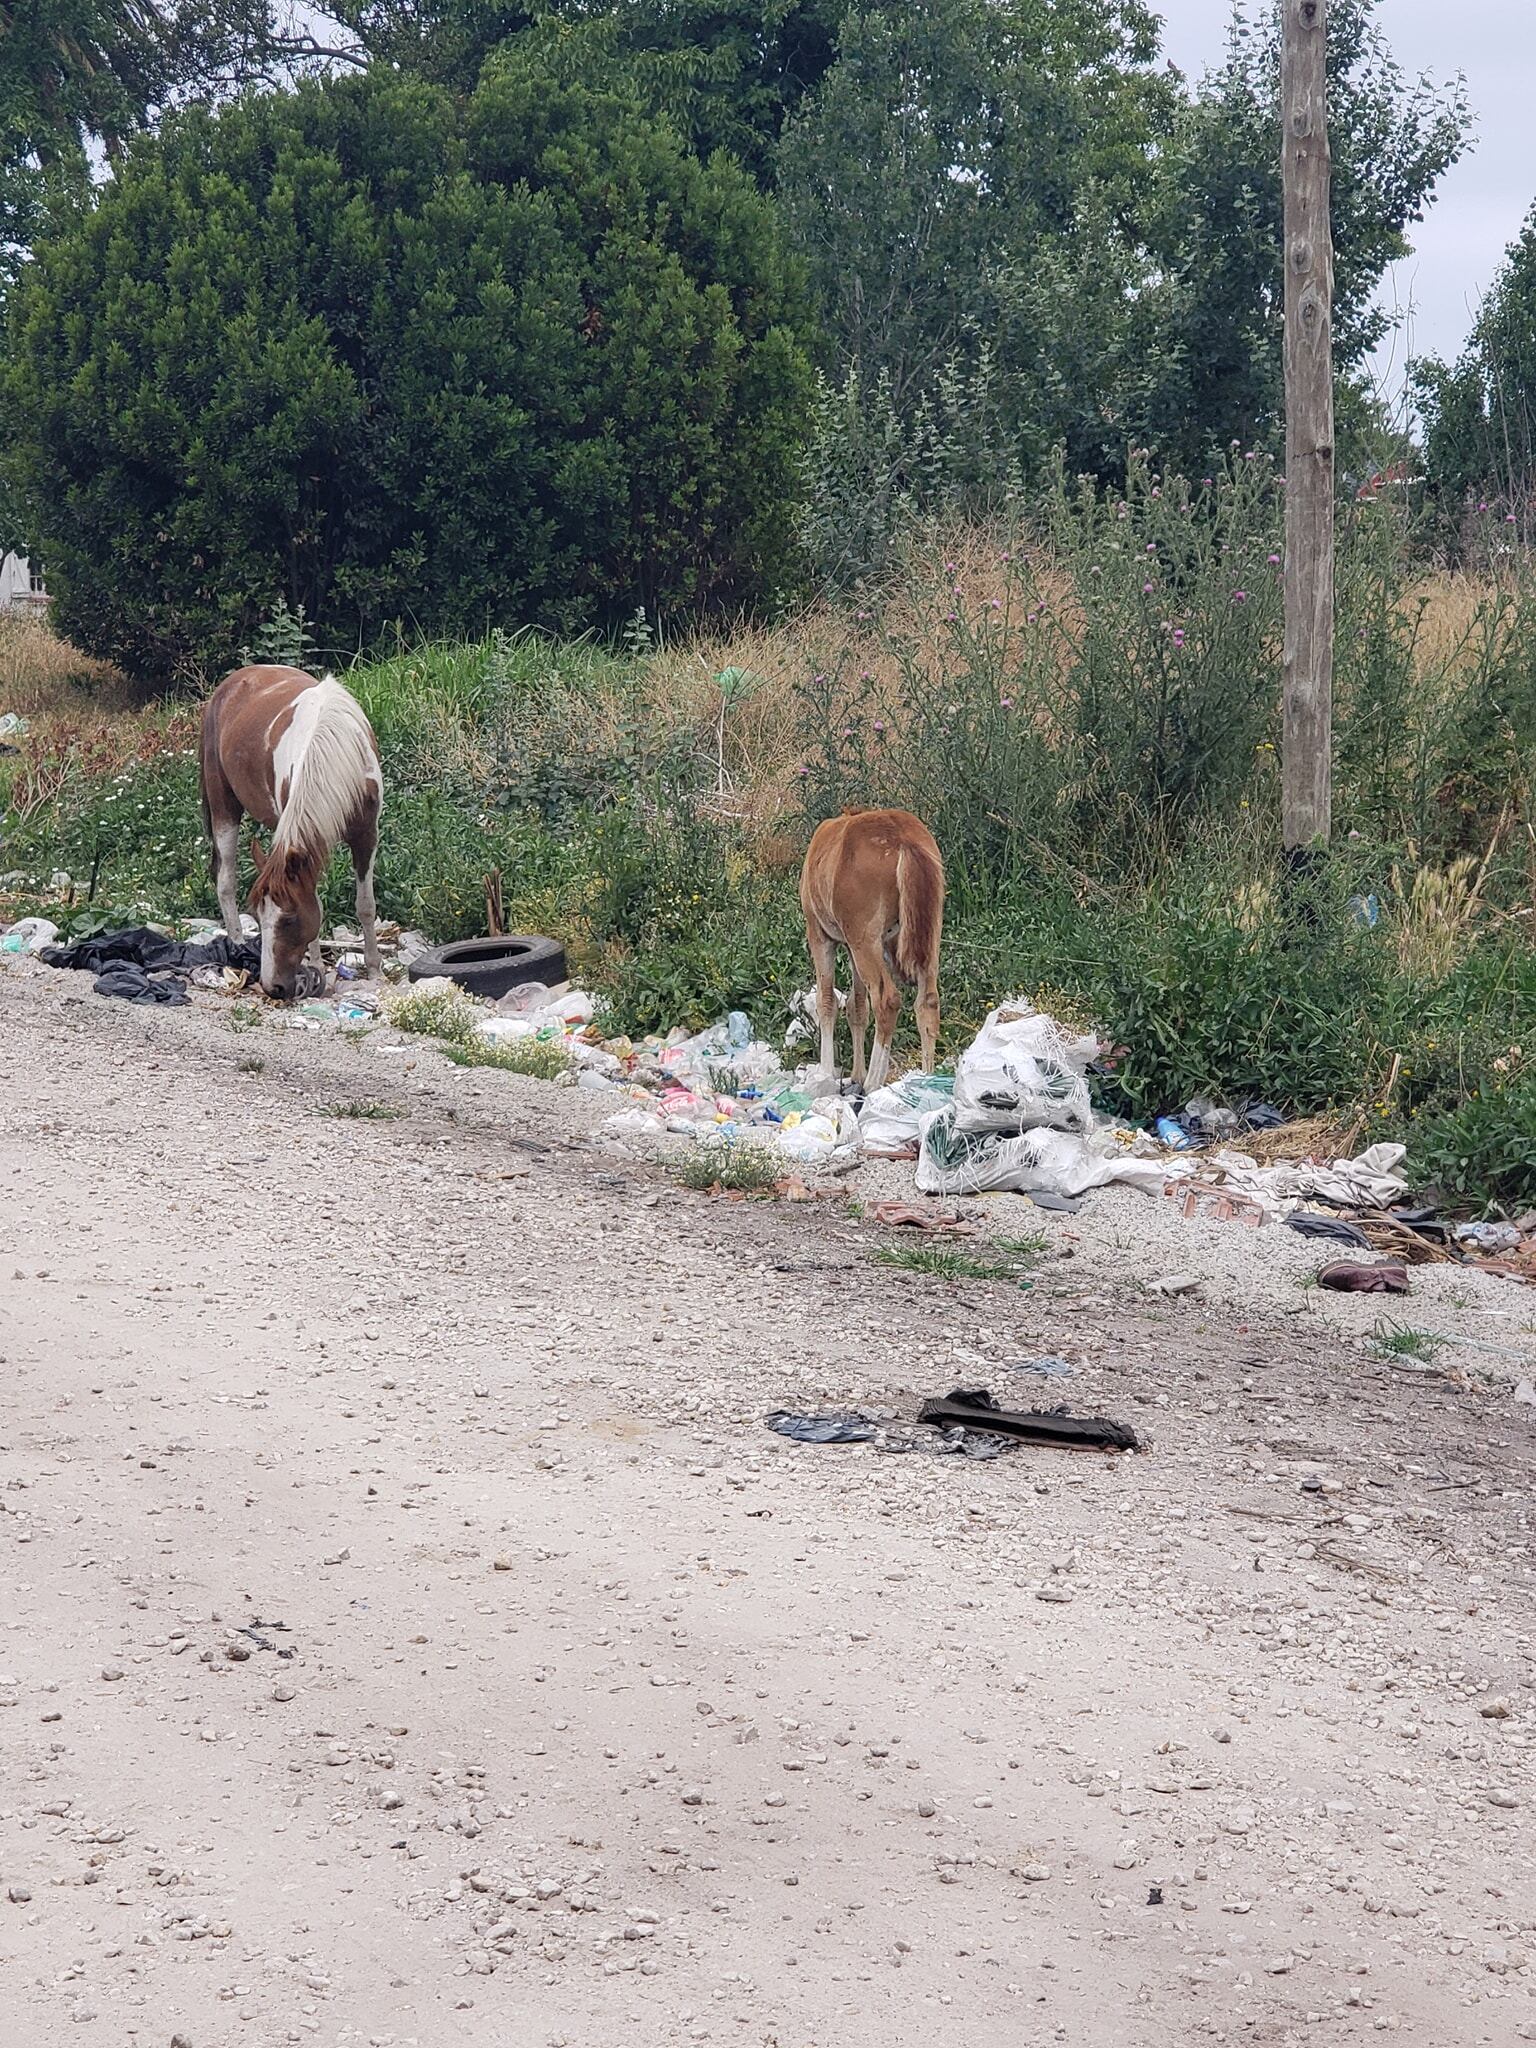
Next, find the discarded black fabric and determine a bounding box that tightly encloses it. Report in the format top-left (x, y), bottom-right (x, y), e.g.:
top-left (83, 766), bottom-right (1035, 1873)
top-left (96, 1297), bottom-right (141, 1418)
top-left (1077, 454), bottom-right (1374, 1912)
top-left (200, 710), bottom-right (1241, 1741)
top-left (918, 1386), bottom-right (1141, 1453)
top-left (1240, 1101), bottom-right (1285, 1132)
top-left (766, 1411), bottom-right (1013, 1459)
top-left (91, 963), bottom-right (190, 1006)
top-left (766, 1411), bottom-right (878, 1445)
top-left (41, 925), bottom-right (260, 977)
top-left (871, 1423), bottom-right (1014, 1458)
top-left (1389, 1202), bottom-right (1440, 1226)
top-left (1285, 1212), bottom-right (1372, 1249)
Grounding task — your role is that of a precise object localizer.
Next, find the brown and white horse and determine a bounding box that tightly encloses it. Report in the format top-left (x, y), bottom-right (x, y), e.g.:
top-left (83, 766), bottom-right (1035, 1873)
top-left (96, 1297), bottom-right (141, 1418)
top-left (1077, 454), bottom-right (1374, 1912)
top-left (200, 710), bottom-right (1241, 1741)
top-left (201, 664), bottom-right (383, 1000)
top-left (800, 807), bottom-right (944, 1091)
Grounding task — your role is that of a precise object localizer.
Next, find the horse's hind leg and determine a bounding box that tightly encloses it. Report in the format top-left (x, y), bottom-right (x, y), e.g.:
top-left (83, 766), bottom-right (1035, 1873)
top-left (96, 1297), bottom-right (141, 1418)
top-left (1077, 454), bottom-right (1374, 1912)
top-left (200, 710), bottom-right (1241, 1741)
top-left (204, 784), bottom-right (244, 943)
top-left (346, 799), bottom-right (382, 979)
top-left (914, 963), bottom-right (940, 1075)
top-left (848, 963), bottom-right (870, 1091)
top-left (849, 935), bottom-right (896, 1093)
top-left (806, 918), bottom-right (839, 1082)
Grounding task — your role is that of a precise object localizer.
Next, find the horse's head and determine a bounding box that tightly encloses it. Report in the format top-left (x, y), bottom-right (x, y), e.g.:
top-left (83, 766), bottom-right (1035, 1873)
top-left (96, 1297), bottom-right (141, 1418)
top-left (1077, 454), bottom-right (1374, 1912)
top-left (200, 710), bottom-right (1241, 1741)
top-left (249, 837), bottom-right (323, 1000)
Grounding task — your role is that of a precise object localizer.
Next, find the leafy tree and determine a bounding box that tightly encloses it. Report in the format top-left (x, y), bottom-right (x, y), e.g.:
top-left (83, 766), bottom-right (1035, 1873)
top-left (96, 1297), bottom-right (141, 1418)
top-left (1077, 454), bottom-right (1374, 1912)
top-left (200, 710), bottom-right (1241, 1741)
top-left (1418, 203), bottom-right (1536, 539)
top-left (0, 0), bottom-right (334, 275)
top-left (1128, 0), bottom-right (1469, 469)
top-left (777, 0), bottom-right (1172, 405)
top-left (319, 0), bottom-right (843, 182)
top-left (4, 62), bottom-right (814, 679)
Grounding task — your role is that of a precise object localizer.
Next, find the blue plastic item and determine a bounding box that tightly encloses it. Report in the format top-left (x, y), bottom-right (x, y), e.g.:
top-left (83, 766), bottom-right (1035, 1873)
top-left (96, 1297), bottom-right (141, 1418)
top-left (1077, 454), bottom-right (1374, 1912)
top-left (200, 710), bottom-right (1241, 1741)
top-left (1156, 1117), bottom-right (1194, 1150)
top-left (1348, 893), bottom-right (1380, 929)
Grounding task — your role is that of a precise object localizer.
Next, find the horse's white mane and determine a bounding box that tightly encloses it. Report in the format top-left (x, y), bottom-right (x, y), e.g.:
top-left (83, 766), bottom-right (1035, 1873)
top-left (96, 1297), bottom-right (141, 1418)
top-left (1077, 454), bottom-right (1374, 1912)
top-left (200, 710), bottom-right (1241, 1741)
top-left (271, 673), bottom-right (378, 861)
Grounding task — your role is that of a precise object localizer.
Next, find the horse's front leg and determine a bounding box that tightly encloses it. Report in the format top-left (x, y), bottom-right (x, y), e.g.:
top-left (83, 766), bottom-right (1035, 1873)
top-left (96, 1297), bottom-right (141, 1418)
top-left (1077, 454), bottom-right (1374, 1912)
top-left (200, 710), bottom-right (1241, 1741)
top-left (347, 810), bottom-right (382, 979)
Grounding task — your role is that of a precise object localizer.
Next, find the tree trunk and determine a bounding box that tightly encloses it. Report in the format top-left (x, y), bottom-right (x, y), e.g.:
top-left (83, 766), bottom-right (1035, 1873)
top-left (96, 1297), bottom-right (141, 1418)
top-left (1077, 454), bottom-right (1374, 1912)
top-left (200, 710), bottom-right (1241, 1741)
top-left (1280, 0), bottom-right (1335, 855)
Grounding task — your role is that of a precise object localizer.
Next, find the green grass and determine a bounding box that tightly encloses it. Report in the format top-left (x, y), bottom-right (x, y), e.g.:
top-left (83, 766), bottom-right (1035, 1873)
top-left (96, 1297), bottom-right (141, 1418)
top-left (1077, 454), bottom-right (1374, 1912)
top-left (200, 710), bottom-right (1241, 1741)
top-left (990, 1232), bottom-right (1050, 1262)
top-left (316, 1099), bottom-right (406, 1121)
top-left (873, 1243), bottom-right (1038, 1283)
top-left (672, 1143), bottom-right (784, 1194)
top-left (440, 1036), bottom-right (573, 1080)
top-left (228, 1002), bottom-right (264, 1032)
top-left (1372, 1320), bottom-right (1448, 1363)
top-left (236, 1055), bottom-right (265, 1074)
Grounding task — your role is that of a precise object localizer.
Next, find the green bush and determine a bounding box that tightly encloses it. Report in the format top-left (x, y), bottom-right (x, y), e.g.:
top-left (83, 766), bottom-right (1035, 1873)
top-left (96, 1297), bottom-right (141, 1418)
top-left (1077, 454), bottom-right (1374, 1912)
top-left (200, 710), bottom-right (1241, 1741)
top-left (5, 64), bottom-right (814, 682)
top-left (1411, 1068), bottom-right (1536, 1212)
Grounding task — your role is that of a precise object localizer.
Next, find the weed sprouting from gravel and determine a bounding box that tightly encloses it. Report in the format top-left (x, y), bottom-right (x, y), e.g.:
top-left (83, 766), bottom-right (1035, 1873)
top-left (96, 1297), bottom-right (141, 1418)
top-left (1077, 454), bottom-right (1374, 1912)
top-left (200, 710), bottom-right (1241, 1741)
top-left (672, 1143), bottom-right (784, 1194)
top-left (1373, 1320), bottom-right (1448, 1363)
top-left (874, 1244), bottom-right (1036, 1283)
top-left (441, 1038), bottom-right (573, 1080)
top-left (316, 1099), bottom-right (406, 1121)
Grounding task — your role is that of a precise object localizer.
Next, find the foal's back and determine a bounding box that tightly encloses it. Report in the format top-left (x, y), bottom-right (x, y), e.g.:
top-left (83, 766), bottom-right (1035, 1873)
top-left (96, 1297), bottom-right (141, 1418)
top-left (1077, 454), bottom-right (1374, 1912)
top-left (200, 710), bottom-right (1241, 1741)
top-left (801, 807), bottom-right (938, 934)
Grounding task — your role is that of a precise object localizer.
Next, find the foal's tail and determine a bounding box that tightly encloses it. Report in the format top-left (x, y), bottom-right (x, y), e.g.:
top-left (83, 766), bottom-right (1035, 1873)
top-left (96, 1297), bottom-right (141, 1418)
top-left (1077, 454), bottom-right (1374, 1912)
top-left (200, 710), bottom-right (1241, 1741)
top-left (894, 837), bottom-right (944, 986)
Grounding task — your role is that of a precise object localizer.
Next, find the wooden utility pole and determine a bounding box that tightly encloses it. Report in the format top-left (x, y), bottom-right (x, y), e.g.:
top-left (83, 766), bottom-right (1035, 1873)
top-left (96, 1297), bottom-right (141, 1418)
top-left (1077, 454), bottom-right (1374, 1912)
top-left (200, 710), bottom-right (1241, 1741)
top-left (1280, 0), bottom-right (1335, 856)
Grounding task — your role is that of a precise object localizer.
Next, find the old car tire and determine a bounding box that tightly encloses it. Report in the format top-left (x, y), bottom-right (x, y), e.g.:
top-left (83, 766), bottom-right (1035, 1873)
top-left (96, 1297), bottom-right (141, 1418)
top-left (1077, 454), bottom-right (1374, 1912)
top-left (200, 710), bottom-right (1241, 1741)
top-left (407, 934), bottom-right (568, 1000)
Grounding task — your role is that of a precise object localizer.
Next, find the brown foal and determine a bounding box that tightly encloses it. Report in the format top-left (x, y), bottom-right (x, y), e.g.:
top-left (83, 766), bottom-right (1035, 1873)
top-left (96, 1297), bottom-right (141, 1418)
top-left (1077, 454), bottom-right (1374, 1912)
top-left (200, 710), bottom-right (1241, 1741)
top-left (800, 807), bottom-right (944, 1091)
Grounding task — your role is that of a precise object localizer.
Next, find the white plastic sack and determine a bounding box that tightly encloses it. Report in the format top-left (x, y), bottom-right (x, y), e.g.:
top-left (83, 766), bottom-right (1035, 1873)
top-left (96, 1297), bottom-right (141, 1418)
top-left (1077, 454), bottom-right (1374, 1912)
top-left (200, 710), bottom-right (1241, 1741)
top-left (774, 1114), bottom-right (841, 1163)
top-left (772, 1097), bottom-right (861, 1165)
top-left (530, 988), bottom-right (594, 1028)
top-left (916, 1107), bottom-right (1163, 1199)
top-left (951, 1001), bottom-right (1099, 1136)
top-left (474, 1015), bottom-right (532, 1046)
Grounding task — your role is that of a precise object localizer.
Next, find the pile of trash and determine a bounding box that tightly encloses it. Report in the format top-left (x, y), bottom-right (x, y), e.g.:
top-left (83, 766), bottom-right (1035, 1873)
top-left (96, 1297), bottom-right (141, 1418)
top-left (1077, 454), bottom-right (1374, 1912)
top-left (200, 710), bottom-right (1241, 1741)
top-left (462, 986), bottom-right (865, 1168)
top-left (11, 902), bottom-right (1510, 1267)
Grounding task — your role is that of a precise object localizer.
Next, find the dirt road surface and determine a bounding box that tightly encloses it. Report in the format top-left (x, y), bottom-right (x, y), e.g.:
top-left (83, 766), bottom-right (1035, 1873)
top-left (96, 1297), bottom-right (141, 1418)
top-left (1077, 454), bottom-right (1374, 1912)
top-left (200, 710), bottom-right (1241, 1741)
top-left (3, 967), bottom-right (1534, 2047)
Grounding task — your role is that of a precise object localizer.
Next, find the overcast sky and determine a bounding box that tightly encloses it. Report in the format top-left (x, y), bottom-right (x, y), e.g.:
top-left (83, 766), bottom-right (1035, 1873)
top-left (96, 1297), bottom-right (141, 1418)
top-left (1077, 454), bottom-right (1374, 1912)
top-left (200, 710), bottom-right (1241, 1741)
top-left (1156, 0), bottom-right (1535, 393)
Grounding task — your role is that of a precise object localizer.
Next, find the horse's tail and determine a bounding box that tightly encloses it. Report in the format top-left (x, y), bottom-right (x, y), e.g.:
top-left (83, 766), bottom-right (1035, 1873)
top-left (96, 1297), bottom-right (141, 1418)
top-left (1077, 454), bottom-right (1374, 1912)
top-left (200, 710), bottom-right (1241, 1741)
top-left (894, 836), bottom-right (944, 986)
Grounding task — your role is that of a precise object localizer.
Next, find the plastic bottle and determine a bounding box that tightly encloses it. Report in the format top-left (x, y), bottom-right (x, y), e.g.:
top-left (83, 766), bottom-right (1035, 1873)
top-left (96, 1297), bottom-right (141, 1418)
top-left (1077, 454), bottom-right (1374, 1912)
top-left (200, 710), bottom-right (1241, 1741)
top-left (726, 1010), bottom-right (752, 1049)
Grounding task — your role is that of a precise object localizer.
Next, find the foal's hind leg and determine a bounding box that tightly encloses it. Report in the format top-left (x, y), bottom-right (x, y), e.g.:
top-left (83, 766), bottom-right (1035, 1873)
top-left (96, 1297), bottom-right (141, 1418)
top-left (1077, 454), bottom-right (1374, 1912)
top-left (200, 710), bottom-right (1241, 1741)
top-left (848, 964), bottom-right (870, 1091)
top-left (849, 935), bottom-right (897, 1093)
top-left (212, 818), bottom-right (244, 942)
top-left (914, 963), bottom-right (940, 1075)
top-left (346, 799), bottom-right (383, 979)
top-left (806, 919), bottom-right (840, 1082)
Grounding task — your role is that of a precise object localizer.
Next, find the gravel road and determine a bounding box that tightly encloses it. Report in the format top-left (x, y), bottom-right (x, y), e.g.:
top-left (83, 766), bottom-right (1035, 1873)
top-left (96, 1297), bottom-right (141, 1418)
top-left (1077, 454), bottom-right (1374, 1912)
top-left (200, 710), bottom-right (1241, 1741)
top-left (2, 963), bottom-right (1534, 2047)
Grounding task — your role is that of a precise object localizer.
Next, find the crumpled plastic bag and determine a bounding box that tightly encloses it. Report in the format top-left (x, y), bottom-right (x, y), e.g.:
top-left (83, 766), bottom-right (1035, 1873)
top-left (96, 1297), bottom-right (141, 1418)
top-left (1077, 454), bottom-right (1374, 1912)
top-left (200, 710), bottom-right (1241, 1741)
top-left (0, 915), bottom-right (60, 955)
top-left (951, 1000), bottom-right (1099, 1136)
top-left (604, 1106), bottom-right (667, 1139)
top-left (858, 1071), bottom-right (955, 1155)
top-left (772, 1096), bottom-right (861, 1164)
top-left (784, 983), bottom-right (846, 1051)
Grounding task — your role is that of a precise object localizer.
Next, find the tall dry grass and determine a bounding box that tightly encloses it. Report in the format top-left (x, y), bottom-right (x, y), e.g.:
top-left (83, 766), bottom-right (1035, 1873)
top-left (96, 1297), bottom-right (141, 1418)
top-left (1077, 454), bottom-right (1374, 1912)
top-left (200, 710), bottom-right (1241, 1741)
top-left (2, 540), bottom-right (1517, 847)
top-left (0, 609), bottom-right (133, 718)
